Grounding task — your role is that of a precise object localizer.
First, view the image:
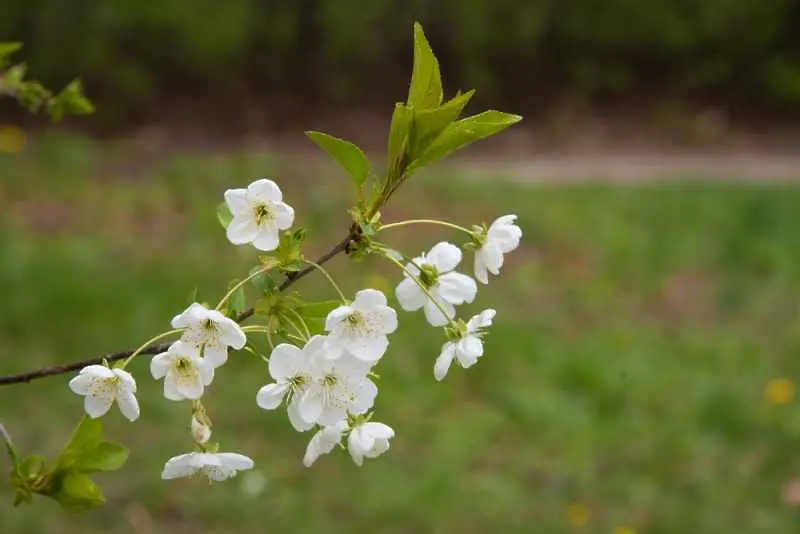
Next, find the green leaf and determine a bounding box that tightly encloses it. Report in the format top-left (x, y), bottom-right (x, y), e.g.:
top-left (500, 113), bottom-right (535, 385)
top-left (49, 80), bottom-right (94, 121)
top-left (305, 131), bottom-right (369, 189)
top-left (225, 279), bottom-right (247, 317)
top-left (216, 201), bottom-right (233, 229)
top-left (386, 102), bottom-right (414, 178)
top-left (249, 264), bottom-right (277, 295)
top-left (51, 470), bottom-right (105, 512)
top-left (60, 417), bottom-right (103, 465)
top-left (410, 89), bottom-right (475, 159)
top-left (409, 110), bottom-right (522, 172)
top-left (72, 442), bottom-right (129, 473)
top-left (407, 22), bottom-right (443, 110)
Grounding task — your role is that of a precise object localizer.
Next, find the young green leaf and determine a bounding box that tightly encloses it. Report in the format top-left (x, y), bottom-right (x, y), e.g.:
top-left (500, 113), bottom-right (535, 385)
top-left (305, 131), bottom-right (369, 189)
top-left (407, 22), bottom-right (443, 110)
top-left (72, 442), bottom-right (129, 473)
top-left (409, 110), bottom-right (523, 172)
top-left (51, 470), bottom-right (105, 512)
top-left (249, 264), bottom-right (277, 295)
top-left (386, 102), bottom-right (414, 179)
top-left (216, 202), bottom-right (233, 229)
top-left (410, 89), bottom-right (475, 159)
top-left (225, 279), bottom-right (247, 317)
top-left (60, 417), bottom-right (103, 462)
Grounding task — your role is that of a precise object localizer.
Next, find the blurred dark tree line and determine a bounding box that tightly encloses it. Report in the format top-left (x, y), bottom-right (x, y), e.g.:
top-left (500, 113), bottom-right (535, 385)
top-left (2, 0), bottom-right (799, 125)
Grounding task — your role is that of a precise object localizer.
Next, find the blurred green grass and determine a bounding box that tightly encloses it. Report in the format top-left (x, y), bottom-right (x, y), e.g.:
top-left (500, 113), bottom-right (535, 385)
top-left (1, 133), bottom-right (800, 533)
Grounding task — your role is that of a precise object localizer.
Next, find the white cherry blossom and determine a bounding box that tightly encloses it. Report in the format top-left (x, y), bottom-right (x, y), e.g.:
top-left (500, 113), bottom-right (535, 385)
top-left (224, 178), bottom-right (294, 251)
top-left (434, 309), bottom-right (496, 381)
top-left (474, 215), bottom-right (522, 284)
top-left (161, 452), bottom-right (254, 482)
top-left (347, 421), bottom-right (395, 466)
top-left (302, 423), bottom-right (346, 467)
top-left (297, 346), bottom-right (377, 426)
top-left (395, 242), bottom-right (477, 327)
top-left (68, 365), bottom-right (139, 421)
top-left (171, 303), bottom-right (246, 367)
top-left (324, 289), bottom-right (397, 362)
top-left (150, 341), bottom-right (214, 401)
top-left (256, 337), bottom-right (320, 432)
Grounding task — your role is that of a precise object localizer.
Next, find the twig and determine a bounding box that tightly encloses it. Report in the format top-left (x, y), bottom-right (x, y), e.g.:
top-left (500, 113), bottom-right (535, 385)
top-left (0, 232), bottom-right (355, 386)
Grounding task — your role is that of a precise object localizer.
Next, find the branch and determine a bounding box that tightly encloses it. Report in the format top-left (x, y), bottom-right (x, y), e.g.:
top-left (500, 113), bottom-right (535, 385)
top-left (0, 232), bottom-right (355, 386)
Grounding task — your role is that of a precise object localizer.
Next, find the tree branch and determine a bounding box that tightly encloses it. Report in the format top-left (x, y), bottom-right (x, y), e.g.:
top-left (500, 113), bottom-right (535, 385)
top-left (0, 232), bottom-right (355, 386)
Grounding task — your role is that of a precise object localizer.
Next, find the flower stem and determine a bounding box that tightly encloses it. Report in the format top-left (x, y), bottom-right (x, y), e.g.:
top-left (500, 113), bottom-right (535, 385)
top-left (118, 329), bottom-right (183, 370)
top-left (282, 314), bottom-right (309, 343)
top-left (378, 248), bottom-right (455, 327)
top-left (303, 259), bottom-right (348, 303)
top-left (286, 308), bottom-right (312, 338)
top-left (215, 265), bottom-right (271, 311)
top-left (379, 219), bottom-right (472, 235)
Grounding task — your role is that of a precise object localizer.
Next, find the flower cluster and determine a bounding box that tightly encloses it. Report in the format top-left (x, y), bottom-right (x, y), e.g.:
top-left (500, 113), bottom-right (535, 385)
top-left (66, 176), bottom-right (521, 482)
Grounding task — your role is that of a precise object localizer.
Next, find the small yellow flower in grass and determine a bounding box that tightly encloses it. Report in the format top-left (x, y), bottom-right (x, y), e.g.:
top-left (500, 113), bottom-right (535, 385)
top-left (567, 502), bottom-right (591, 527)
top-left (765, 378), bottom-right (795, 405)
top-left (0, 125), bottom-right (26, 153)
top-left (612, 527), bottom-right (636, 534)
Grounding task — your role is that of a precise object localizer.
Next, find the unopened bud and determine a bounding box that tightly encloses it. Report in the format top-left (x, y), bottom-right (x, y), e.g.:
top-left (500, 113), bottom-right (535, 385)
top-left (191, 416), bottom-right (211, 444)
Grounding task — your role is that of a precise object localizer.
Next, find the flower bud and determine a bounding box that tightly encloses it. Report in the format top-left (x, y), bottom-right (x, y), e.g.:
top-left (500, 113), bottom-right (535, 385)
top-left (191, 416), bottom-right (211, 444)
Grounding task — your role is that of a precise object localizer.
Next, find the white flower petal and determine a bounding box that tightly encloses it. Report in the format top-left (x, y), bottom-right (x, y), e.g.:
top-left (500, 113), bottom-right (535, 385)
top-left (224, 188), bottom-right (250, 214)
top-left (347, 335), bottom-right (389, 362)
top-left (161, 453), bottom-right (195, 479)
top-left (473, 253), bottom-right (490, 284)
top-left (287, 398), bottom-right (315, 432)
top-left (217, 453), bottom-right (255, 471)
top-left (256, 383), bottom-right (289, 410)
top-left (363, 422), bottom-right (394, 440)
top-left (298, 387), bottom-right (324, 424)
top-left (252, 225), bottom-right (280, 251)
top-left (273, 202), bottom-right (295, 229)
top-left (215, 317), bottom-right (247, 349)
top-left (456, 336), bottom-right (483, 367)
top-left (370, 307), bottom-right (398, 334)
top-left (479, 242), bottom-right (504, 275)
top-left (467, 309), bottom-right (496, 332)
top-left (226, 216), bottom-right (259, 245)
top-left (247, 179), bottom-right (283, 202)
top-left (437, 272), bottom-right (477, 304)
top-left (426, 242), bottom-right (462, 272)
top-left (268, 344), bottom-right (303, 379)
top-left (423, 299), bottom-right (454, 327)
top-left (352, 288), bottom-right (387, 310)
top-left (434, 343), bottom-right (457, 381)
top-left (68, 373), bottom-right (95, 395)
top-left (324, 305), bottom-right (353, 332)
top-left (202, 343), bottom-right (228, 367)
top-left (163, 374), bottom-right (184, 401)
top-left (116, 391), bottom-right (140, 421)
top-left (113, 369), bottom-right (137, 393)
top-left (84, 394), bottom-right (113, 419)
top-left (395, 278), bottom-right (426, 311)
top-left (150, 353), bottom-right (171, 379)
top-left (303, 425), bottom-right (343, 467)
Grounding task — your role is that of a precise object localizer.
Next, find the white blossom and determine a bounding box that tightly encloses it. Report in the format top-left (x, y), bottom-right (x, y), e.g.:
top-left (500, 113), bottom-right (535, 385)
top-left (68, 365), bottom-right (139, 421)
top-left (474, 215), bottom-right (522, 284)
top-left (150, 341), bottom-right (214, 401)
top-left (347, 421), bottom-right (394, 466)
top-left (224, 178), bottom-right (294, 251)
top-left (256, 337), bottom-right (319, 432)
top-left (171, 302), bottom-right (247, 367)
top-left (297, 344), bottom-right (377, 426)
top-left (434, 309), bottom-right (496, 381)
top-left (324, 289), bottom-right (397, 362)
top-left (191, 416), bottom-right (211, 444)
top-left (302, 423), bottom-right (346, 467)
top-left (161, 452), bottom-right (254, 482)
top-left (395, 242), bottom-right (477, 327)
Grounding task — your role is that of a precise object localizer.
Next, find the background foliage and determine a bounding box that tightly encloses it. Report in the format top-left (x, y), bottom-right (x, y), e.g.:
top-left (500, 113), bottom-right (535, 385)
top-left (2, 0), bottom-right (799, 123)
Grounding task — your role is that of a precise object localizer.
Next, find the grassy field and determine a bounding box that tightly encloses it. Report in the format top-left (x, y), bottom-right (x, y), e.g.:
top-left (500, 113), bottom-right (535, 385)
top-left (1, 133), bottom-right (800, 533)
